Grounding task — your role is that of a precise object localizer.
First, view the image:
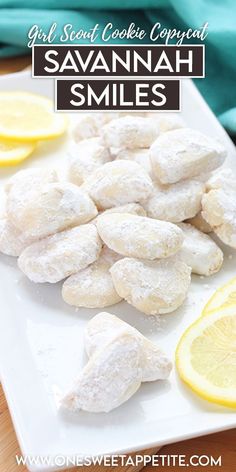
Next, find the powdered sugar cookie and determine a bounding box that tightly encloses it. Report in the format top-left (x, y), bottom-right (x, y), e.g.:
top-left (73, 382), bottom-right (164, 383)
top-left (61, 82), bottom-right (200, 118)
top-left (202, 186), bottom-right (236, 248)
top-left (115, 148), bottom-right (153, 177)
top-left (101, 116), bottom-right (159, 149)
top-left (91, 203), bottom-right (146, 225)
top-left (4, 167), bottom-right (58, 195)
top-left (206, 167), bottom-right (236, 191)
top-left (110, 257), bottom-right (191, 315)
top-left (8, 182), bottom-right (97, 239)
top-left (96, 213), bottom-right (183, 259)
top-left (214, 223), bottom-right (236, 248)
top-left (91, 203), bottom-right (146, 226)
top-left (85, 312), bottom-right (172, 382)
top-left (150, 128), bottom-right (226, 184)
top-left (102, 203), bottom-right (146, 217)
top-left (68, 137), bottom-right (111, 186)
top-left (177, 223), bottom-right (223, 276)
top-left (186, 211), bottom-right (212, 233)
top-left (62, 247), bottom-right (122, 308)
top-left (72, 113), bottom-right (113, 142)
top-left (62, 333), bottom-right (142, 413)
top-left (0, 217), bottom-right (35, 257)
top-left (72, 113), bottom-right (148, 143)
top-left (146, 112), bottom-right (185, 133)
top-left (142, 179), bottom-right (205, 223)
top-left (82, 160), bottom-right (153, 210)
top-left (18, 224), bottom-right (102, 283)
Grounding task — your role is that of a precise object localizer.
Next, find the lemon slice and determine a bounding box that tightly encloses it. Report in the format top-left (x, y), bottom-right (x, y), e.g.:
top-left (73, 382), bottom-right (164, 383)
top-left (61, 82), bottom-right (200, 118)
top-left (0, 139), bottom-right (36, 166)
top-left (203, 276), bottom-right (236, 315)
top-left (176, 305), bottom-right (236, 408)
top-left (0, 92), bottom-right (68, 142)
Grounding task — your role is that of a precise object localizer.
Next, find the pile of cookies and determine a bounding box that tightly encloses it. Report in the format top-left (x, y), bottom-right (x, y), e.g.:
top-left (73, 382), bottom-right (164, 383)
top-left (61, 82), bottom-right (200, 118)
top-left (0, 113), bottom-right (235, 317)
top-left (1, 111), bottom-right (236, 412)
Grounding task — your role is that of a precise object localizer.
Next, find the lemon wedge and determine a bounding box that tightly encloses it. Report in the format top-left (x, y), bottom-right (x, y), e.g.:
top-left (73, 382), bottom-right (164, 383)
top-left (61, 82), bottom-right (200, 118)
top-left (0, 92), bottom-right (67, 142)
top-left (176, 304), bottom-right (236, 408)
top-left (0, 139), bottom-right (36, 166)
top-left (203, 276), bottom-right (236, 315)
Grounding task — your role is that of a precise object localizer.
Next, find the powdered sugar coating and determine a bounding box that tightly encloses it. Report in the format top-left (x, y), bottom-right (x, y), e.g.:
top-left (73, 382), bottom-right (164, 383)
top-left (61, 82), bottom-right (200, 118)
top-left (0, 217), bottom-right (35, 257)
top-left (177, 223), bottom-right (223, 276)
top-left (8, 182), bottom-right (98, 239)
top-left (214, 223), bottom-right (236, 248)
top-left (68, 137), bottom-right (111, 186)
top-left (150, 128), bottom-right (227, 184)
top-left (96, 213), bottom-right (184, 260)
top-left (202, 186), bottom-right (236, 248)
top-left (142, 179), bottom-right (205, 223)
top-left (4, 167), bottom-right (58, 195)
top-left (110, 257), bottom-right (191, 315)
top-left (101, 116), bottom-right (159, 149)
top-left (62, 247), bottom-right (122, 308)
top-left (62, 333), bottom-right (142, 413)
top-left (18, 224), bottom-right (102, 283)
top-left (115, 148), bottom-right (153, 177)
top-left (72, 113), bottom-right (114, 142)
top-left (85, 312), bottom-right (172, 382)
top-left (72, 113), bottom-right (149, 143)
top-left (91, 203), bottom-right (146, 226)
top-left (102, 203), bottom-right (146, 217)
top-left (206, 167), bottom-right (236, 191)
top-left (146, 112), bottom-right (185, 133)
top-left (186, 211), bottom-right (212, 233)
top-left (82, 160), bottom-right (153, 210)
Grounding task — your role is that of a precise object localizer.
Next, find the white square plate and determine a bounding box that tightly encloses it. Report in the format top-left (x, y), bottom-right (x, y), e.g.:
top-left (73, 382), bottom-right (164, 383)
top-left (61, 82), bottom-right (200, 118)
top-left (0, 73), bottom-right (236, 472)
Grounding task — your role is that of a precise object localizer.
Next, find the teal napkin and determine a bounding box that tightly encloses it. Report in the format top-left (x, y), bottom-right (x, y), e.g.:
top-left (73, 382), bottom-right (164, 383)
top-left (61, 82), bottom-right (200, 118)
top-left (0, 0), bottom-right (235, 135)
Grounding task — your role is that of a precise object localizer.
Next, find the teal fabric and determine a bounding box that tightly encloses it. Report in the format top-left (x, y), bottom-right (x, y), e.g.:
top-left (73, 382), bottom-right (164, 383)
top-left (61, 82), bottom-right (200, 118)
top-left (0, 0), bottom-right (235, 135)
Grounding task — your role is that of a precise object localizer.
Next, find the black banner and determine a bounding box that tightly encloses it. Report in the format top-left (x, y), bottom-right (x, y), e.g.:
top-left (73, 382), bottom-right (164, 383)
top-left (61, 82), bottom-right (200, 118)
top-left (55, 79), bottom-right (180, 111)
top-left (33, 45), bottom-right (204, 77)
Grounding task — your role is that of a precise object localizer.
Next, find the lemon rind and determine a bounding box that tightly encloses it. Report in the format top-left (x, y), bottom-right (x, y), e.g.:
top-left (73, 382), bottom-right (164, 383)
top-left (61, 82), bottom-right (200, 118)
top-left (0, 141), bottom-right (36, 166)
top-left (202, 276), bottom-right (236, 315)
top-left (176, 305), bottom-right (236, 408)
